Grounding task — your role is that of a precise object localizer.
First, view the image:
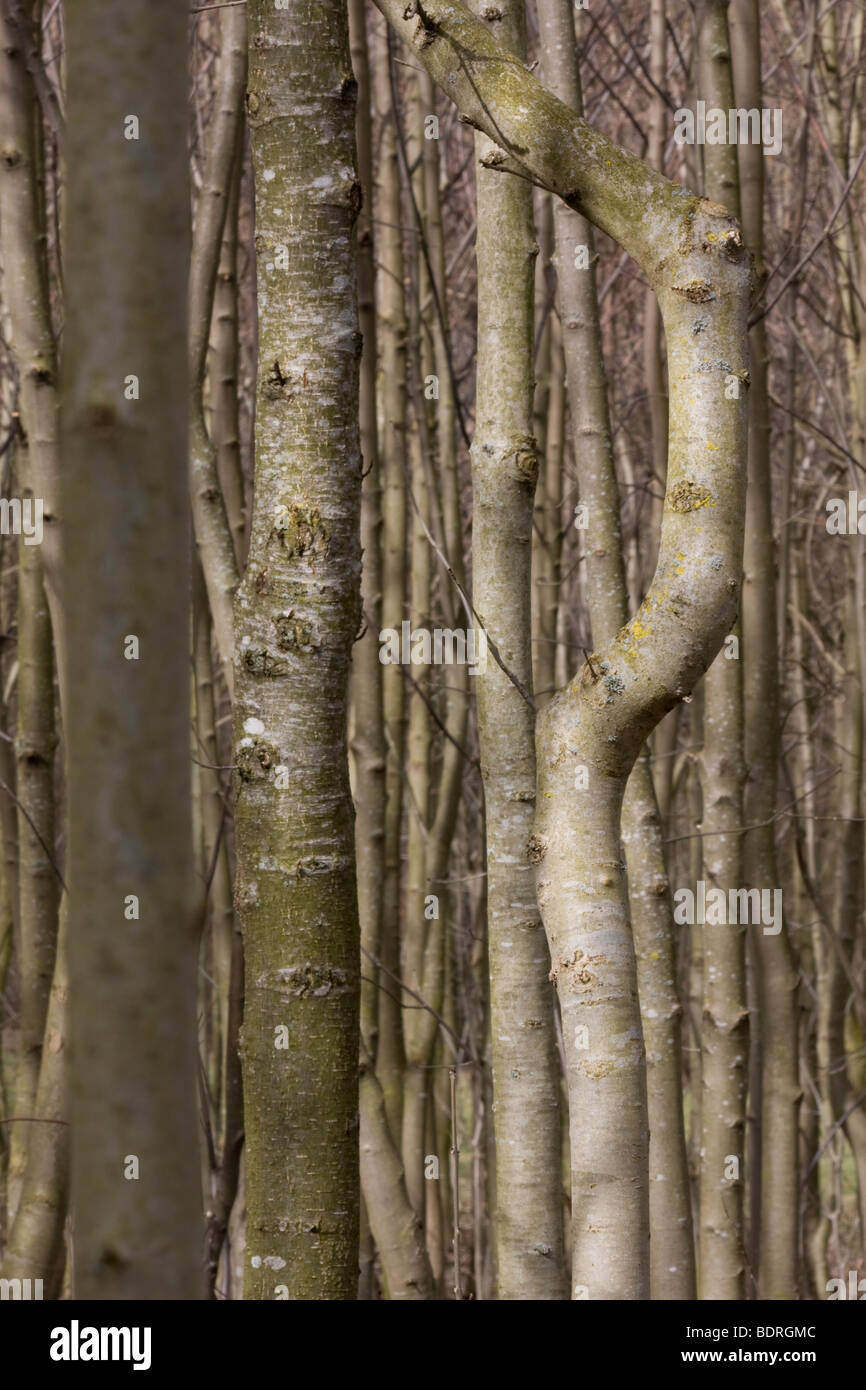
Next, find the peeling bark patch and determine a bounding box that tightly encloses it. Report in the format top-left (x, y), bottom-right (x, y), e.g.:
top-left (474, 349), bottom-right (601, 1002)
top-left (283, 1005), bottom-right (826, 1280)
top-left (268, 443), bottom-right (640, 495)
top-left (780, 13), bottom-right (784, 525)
top-left (294, 855), bottom-right (347, 877)
top-left (711, 226), bottom-right (744, 259)
top-left (582, 1059), bottom-right (613, 1079)
top-left (273, 610), bottom-right (318, 652)
top-left (264, 359), bottom-right (291, 400)
top-left (242, 646), bottom-right (288, 677)
top-left (514, 443), bottom-right (538, 485)
top-left (272, 963), bottom-right (351, 997)
top-left (672, 278), bottom-right (715, 303)
top-left (527, 834), bottom-right (547, 864)
top-left (272, 503), bottom-right (330, 560)
top-left (556, 947), bottom-right (604, 990)
top-left (402, 1), bottom-right (439, 48)
top-left (236, 738), bottom-right (279, 781)
top-left (668, 479), bottom-right (713, 513)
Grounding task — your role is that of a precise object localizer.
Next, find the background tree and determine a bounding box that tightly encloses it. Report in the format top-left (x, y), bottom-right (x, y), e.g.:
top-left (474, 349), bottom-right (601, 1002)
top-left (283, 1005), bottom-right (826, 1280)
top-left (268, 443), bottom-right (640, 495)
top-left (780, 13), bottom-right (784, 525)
top-left (62, 0), bottom-right (202, 1298)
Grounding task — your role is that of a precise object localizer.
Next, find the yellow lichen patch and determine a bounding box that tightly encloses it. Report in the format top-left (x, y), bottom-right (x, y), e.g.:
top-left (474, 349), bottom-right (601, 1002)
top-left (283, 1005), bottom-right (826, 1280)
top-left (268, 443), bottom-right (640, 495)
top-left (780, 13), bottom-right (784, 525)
top-left (631, 617), bottom-right (651, 639)
top-left (706, 440), bottom-right (718, 451)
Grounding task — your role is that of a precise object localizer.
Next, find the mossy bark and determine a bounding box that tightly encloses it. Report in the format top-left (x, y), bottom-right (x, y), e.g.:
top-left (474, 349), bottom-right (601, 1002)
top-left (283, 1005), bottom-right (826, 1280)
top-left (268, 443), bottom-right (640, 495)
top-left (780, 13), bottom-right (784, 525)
top-left (235, 0), bottom-right (362, 1300)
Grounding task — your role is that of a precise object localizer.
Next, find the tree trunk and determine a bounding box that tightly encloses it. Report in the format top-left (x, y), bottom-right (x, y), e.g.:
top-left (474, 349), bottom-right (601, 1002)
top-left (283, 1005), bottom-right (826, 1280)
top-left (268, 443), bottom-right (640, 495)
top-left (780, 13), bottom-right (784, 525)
top-left (62, 0), bottom-right (201, 1297)
top-left (695, 0), bottom-right (748, 1300)
top-left (535, 0), bottom-right (696, 1299)
top-left (730, 0), bottom-right (800, 1299)
top-left (373, 0), bottom-right (750, 1300)
top-left (235, 0), bottom-right (362, 1299)
top-left (471, 0), bottom-right (565, 1301)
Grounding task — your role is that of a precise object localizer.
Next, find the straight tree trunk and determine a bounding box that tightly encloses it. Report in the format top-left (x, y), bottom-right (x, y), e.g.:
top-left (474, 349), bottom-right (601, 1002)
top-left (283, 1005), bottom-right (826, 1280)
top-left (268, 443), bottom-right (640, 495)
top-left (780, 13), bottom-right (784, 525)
top-left (0, 909), bottom-right (68, 1297)
top-left (235, 0), bottom-right (362, 1299)
top-left (208, 131), bottom-right (247, 570)
top-left (7, 519), bottom-right (57, 1223)
top-left (372, 16), bottom-right (409, 1141)
top-left (471, 0), bottom-right (565, 1301)
top-left (62, 0), bottom-right (201, 1297)
top-left (0, 2), bottom-right (64, 695)
top-left (695, 0), bottom-right (748, 1301)
top-left (730, 0), bottom-right (801, 1299)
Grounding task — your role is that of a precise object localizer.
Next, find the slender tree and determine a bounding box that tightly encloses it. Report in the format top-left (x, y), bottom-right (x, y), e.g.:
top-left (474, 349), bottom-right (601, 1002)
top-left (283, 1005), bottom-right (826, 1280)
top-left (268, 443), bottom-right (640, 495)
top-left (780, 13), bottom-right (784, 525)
top-left (535, 0), bottom-right (695, 1298)
top-left (730, 0), bottom-right (800, 1299)
top-left (471, 0), bottom-right (564, 1301)
top-left (62, 0), bottom-right (202, 1297)
top-left (695, 0), bottom-right (747, 1301)
top-left (373, 0), bottom-right (750, 1297)
top-left (235, 0), bottom-right (362, 1299)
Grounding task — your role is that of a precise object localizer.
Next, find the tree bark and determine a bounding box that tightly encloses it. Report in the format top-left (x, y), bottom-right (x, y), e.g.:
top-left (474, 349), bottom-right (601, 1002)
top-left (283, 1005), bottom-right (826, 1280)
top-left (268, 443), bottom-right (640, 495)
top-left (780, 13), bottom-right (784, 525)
top-left (235, 0), bottom-right (362, 1299)
top-left (695, 0), bottom-right (748, 1301)
top-left (471, 0), bottom-right (564, 1301)
top-left (373, 0), bottom-right (750, 1300)
top-left (372, 15), bottom-right (409, 1142)
top-left (189, 3), bottom-right (247, 697)
top-left (535, 0), bottom-right (696, 1299)
top-left (730, 0), bottom-right (800, 1299)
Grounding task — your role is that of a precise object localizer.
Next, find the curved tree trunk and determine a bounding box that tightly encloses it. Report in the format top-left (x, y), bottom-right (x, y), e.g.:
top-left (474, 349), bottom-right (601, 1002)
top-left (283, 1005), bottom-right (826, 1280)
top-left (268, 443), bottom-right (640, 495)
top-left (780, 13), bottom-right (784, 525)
top-left (372, 0), bottom-right (750, 1298)
top-left (188, 3), bottom-right (247, 697)
top-left (535, 0), bottom-right (695, 1300)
